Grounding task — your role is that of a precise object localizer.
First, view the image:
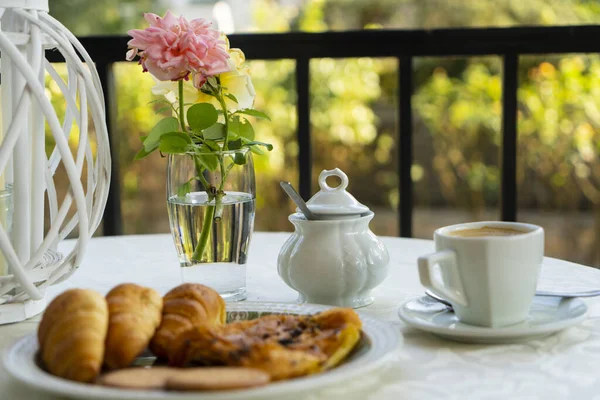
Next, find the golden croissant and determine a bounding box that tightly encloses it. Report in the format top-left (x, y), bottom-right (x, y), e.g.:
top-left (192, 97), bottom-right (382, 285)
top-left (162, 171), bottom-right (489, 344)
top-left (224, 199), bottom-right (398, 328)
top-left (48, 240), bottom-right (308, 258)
top-left (168, 308), bottom-right (362, 380)
top-left (150, 283), bottom-right (225, 359)
top-left (37, 289), bottom-right (108, 383)
top-left (104, 283), bottom-right (163, 369)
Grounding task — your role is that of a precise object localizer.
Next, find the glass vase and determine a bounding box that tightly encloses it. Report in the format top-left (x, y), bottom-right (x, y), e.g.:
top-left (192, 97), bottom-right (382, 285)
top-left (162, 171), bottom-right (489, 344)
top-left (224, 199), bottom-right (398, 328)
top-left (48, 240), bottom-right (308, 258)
top-left (166, 149), bottom-right (255, 301)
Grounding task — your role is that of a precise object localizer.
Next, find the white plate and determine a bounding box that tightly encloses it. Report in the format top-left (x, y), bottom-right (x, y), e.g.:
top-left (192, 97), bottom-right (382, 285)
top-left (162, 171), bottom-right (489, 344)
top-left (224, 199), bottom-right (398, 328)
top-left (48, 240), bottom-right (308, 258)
top-left (4, 302), bottom-right (402, 400)
top-left (398, 295), bottom-right (588, 344)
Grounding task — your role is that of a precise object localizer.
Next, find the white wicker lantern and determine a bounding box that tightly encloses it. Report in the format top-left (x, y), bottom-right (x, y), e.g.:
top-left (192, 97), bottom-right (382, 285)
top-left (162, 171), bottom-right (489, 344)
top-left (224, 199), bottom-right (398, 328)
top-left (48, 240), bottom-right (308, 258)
top-left (0, 0), bottom-right (110, 323)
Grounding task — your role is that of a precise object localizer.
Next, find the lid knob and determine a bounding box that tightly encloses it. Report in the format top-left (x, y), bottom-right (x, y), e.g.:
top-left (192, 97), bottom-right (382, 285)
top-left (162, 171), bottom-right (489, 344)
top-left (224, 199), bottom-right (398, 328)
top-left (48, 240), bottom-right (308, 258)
top-left (318, 168), bottom-right (348, 192)
top-left (304, 168), bottom-right (370, 217)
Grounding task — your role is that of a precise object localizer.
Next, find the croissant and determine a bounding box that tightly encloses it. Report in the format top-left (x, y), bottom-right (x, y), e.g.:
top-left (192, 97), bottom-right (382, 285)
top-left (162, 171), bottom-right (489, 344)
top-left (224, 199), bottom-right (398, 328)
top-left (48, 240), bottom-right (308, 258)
top-left (168, 308), bottom-right (362, 380)
top-left (104, 283), bottom-right (163, 369)
top-left (150, 283), bottom-right (225, 359)
top-left (37, 289), bottom-right (108, 383)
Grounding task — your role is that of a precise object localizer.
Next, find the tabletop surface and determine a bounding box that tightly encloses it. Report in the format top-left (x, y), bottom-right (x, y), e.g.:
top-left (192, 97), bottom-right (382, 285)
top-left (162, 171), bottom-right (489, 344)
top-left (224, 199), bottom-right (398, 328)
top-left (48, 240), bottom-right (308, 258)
top-left (2, 232), bottom-right (600, 400)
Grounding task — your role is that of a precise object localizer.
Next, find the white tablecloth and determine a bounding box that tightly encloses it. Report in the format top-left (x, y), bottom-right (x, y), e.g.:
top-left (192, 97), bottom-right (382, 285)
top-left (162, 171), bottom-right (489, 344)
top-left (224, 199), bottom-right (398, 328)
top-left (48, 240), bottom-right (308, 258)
top-left (2, 233), bottom-right (600, 400)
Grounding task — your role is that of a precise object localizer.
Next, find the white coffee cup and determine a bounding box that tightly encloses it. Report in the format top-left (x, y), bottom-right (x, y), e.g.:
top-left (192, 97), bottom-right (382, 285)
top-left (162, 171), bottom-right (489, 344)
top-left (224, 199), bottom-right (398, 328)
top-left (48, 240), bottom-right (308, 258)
top-left (418, 221), bottom-right (544, 328)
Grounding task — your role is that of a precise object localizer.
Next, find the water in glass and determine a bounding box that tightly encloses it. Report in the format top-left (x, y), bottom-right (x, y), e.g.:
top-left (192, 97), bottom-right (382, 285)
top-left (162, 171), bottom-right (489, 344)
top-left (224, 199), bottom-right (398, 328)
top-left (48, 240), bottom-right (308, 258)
top-left (167, 191), bottom-right (255, 301)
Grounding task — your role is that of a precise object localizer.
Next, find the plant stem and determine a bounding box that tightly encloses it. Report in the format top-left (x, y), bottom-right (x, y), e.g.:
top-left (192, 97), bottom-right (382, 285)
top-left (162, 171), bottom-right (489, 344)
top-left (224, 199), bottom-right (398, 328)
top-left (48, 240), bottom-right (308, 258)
top-left (190, 154), bottom-right (214, 262)
top-left (189, 90), bottom-right (230, 261)
top-left (213, 91), bottom-right (230, 221)
top-left (180, 82), bottom-right (211, 262)
top-left (218, 91), bottom-right (230, 151)
top-left (178, 80), bottom-right (185, 131)
top-left (191, 203), bottom-right (214, 262)
top-left (214, 155), bottom-right (226, 221)
top-left (214, 192), bottom-right (224, 222)
top-left (193, 155), bottom-right (211, 194)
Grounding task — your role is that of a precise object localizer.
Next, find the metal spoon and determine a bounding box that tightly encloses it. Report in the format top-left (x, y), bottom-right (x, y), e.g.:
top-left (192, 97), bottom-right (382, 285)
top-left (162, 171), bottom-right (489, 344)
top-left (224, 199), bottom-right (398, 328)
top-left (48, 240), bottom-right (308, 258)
top-left (280, 181), bottom-right (317, 220)
top-left (425, 288), bottom-right (600, 310)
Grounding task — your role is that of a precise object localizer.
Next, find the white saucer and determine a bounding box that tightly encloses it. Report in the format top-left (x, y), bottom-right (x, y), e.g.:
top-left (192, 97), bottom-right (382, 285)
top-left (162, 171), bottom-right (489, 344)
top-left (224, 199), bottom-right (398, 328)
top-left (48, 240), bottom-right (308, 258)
top-left (398, 295), bottom-right (588, 344)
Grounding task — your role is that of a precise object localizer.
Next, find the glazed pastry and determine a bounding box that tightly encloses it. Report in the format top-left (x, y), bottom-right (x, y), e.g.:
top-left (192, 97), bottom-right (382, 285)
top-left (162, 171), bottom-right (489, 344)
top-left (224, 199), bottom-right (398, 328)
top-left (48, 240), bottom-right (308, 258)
top-left (168, 308), bottom-right (362, 380)
top-left (150, 283), bottom-right (226, 359)
top-left (308, 307), bottom-right (363, 370)
top-left (37, 289), bottom-right (109, 383)
top-left (104, 283), bottom-right (163, 369)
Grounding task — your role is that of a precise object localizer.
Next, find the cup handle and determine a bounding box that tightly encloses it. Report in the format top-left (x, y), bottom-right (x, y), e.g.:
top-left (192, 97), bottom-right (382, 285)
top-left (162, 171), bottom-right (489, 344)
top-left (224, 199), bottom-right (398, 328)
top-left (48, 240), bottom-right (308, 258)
top-left (418, 250), bottom-right (468, 307)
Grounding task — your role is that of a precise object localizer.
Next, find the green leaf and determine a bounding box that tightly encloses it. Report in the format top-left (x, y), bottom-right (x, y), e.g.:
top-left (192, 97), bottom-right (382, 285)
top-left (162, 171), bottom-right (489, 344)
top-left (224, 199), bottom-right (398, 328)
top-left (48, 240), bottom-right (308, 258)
top-left (207, 76), bottom-right (218, 88)
top-left (203, 140), bottom-right (220, 151)
top-left (177, 181), bottom-right (192, 197)
top-left (239, 121), bottom-right (254, 140)
top-left (234, 152), bottom-right (247, 165)
top-left (187, 103), bottom-right (218, 131)
top-left (235, 109), bottom-right (271, 121)
top-left (224, 93), bottom-right (238, 104)
top-left (249, 145), bottom-right (265, 155)
top-left (134, 146), bottom-right (152, 160)
top-left (200, 88), bottom-right (215, 97)
top-left (158, 132), bottom-right (192, 154)
top-left (144, 117), bottom-right (180, 152)
top-left (148, 99), bottom-right (171, 105)
top-left (229, 116), bottom-right (255, 140)
top-left (227, 130), bottom-right (240, 140)
top-left (228, 116), bottom-right (240, 135)
top-left (156, 106), bottom-right (172, 114)
top-left (203, 123), bottom-right (226, 140)
top-left (241, 138), bottom-right (274, 151)
top-left (228, 138), bottom-right (243, 150)
top-left (196, 146), bottom-right (219, 171)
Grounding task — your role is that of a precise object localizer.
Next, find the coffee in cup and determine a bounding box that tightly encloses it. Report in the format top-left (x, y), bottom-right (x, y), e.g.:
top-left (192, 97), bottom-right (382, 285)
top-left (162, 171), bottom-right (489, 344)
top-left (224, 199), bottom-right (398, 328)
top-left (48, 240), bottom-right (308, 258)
top-left (448, 226), bottom-right (526, 237)
top-left (418, 221), bottom-right (544, 328)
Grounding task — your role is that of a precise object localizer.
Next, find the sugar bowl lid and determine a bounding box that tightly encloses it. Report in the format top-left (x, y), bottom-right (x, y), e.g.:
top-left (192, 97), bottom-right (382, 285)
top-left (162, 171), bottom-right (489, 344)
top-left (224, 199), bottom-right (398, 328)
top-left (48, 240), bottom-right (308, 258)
top-left (304, 168), bottom-right (369, 216)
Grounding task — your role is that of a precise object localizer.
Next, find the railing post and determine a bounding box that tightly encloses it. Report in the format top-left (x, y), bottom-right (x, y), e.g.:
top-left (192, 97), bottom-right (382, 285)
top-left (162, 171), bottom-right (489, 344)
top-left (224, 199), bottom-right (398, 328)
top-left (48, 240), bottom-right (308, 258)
top-left (295, 57), bottom-right (311, 200)
top-left (501, 53), bottom-right (518, 222)
top-left (398, 56), bottom-right (414, 237)
top-left (96, 62), bottom-right (123, 235)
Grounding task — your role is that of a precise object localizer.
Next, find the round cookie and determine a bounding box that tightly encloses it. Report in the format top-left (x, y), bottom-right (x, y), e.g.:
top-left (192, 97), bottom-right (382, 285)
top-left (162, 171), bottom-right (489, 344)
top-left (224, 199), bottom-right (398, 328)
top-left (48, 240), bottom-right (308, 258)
top-left (166, 367), bottom-right (270, 391)
top-left (98, 367), bottom-right (174, 390)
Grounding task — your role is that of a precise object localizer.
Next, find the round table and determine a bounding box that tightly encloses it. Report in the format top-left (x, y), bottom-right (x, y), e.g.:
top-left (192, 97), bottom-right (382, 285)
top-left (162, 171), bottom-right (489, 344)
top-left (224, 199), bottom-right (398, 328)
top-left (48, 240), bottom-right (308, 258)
top-left (2, 233), bottom-right (600, 399)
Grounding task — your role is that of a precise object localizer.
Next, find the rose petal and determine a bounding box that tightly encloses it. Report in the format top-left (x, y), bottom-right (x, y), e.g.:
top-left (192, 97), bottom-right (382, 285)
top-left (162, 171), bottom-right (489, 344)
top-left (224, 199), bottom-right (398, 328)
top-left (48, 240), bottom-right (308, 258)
top-left (143, 13), bottom-right (161, 26)
top-left (161, 11), bottom-right (179, 29)
top-left (125, 48), bottom-right (137, 61)
top-left (126, 11), bottom-right (230, 82)
top-left (192, 73), bottom-right (207, 89)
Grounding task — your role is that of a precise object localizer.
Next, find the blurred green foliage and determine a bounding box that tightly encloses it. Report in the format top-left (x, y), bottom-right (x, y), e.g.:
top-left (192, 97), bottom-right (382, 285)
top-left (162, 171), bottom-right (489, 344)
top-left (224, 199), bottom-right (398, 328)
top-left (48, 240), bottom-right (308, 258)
top-left (49, 0), bottom-right (158, 35)
top-left (45, 0), bottom-right (600, 264)
top-left (519, 56), bottom-right (600, 209)
top-left (414, 63), bottom-right (502, 213)
top-left (253, 0), bottom-right (600, 264)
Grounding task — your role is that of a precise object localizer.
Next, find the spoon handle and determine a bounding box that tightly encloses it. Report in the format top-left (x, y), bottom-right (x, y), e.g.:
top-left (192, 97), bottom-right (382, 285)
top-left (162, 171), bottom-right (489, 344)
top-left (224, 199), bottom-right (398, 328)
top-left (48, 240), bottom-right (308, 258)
top-left (426, 289), bottom-right (600, 309)
top-left (280, 182), bottom-right (317, 220)
top-left (535, 290), bottom-right (600, 298)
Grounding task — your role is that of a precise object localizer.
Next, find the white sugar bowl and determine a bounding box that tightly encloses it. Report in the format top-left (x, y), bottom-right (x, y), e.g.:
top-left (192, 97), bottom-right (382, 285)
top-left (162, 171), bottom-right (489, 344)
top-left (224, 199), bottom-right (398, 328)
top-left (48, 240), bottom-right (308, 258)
top-left (277, 168), bottom-right (390, 308)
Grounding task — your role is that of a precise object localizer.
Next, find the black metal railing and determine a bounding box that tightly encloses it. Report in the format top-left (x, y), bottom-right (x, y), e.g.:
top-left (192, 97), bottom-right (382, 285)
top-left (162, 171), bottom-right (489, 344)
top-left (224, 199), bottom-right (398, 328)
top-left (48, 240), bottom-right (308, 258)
top-left (45, 25), bottom-right (600, 237)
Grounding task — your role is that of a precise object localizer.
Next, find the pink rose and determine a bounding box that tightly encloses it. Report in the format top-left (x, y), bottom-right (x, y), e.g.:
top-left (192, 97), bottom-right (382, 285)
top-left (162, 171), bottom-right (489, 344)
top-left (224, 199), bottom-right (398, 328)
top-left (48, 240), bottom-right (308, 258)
top-left (126, 11), bottom-right (230, 84)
